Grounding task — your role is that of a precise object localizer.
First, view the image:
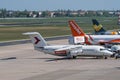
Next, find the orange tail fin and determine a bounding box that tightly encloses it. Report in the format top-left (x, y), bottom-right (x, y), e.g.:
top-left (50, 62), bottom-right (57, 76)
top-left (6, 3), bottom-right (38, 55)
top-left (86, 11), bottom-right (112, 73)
top-left (69, 20), bottom-right (85, 36)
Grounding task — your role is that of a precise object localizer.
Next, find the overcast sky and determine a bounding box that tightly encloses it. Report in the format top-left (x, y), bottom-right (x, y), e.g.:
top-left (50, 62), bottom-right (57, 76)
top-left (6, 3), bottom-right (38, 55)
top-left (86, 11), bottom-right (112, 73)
top-left (0, 0), bottom-right (120, 11)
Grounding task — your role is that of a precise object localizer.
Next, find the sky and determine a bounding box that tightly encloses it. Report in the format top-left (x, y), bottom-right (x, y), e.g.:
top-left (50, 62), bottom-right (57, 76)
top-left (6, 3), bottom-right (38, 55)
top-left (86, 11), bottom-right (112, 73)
top-left (0, 0), bottom-right (120, 11)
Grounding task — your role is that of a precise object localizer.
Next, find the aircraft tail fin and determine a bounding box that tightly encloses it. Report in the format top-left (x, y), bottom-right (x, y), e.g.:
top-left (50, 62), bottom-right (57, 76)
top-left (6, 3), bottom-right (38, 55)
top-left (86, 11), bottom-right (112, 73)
top-left (69, 20), bottom-right (85, 36)
top-left (23, 32), bottom-right (47, 48)
top-left (92, 19), bottom-right (106, 34)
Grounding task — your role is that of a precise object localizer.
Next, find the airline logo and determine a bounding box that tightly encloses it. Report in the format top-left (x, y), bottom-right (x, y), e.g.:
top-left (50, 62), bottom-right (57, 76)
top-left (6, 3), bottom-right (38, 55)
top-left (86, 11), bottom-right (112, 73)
top-left (70, 21), bottom-right (81, 35)
top-left (93, 24), bottom-right (102, 32)
top-left (34, 37), bottom-right (40, 44)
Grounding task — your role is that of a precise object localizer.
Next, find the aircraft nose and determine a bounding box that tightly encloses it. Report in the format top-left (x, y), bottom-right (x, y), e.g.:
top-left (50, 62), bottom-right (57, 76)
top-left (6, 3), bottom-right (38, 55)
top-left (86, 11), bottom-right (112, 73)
top-left (105, 51), bottom-right (113, 56)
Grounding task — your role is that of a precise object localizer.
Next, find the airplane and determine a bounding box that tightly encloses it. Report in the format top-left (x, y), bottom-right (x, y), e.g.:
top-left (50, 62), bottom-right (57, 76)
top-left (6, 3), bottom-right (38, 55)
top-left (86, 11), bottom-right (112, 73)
top-left (92, 19), bottom-right (120, 35)
top-left (68, 20), bottom-right (120, 46)
top-left (23, 32), bottom-right (113, 59)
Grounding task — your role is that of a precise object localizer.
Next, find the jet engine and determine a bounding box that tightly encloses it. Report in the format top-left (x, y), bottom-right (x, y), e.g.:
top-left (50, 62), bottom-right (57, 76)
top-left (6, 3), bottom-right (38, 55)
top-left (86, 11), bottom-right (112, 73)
top-left (67, 47), bottom-right (83, 59)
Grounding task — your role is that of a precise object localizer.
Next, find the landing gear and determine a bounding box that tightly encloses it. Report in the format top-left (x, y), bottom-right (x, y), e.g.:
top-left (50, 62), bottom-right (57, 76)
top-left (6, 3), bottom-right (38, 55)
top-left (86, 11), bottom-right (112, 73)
top-left (72, 56), bottom-right (77, 59)
top-left (102, 56), bottom-right (107, 59)
top-left (67, 56), bottom-right (77, 59)
top-left (67, 51), bottom-right (77, 59)
top-left (115, 56), bottom-right (118, 59)
top-left (104, 56), bottom-right (107, 59)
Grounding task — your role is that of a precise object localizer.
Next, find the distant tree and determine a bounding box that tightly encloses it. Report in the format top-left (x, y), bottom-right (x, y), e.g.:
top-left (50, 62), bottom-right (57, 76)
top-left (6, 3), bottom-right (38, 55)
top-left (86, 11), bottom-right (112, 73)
top-left (0, 9), bottom-right (119, 18)
top-left (66, 9), bottom-right (71, 17)
top-left (103, 11), bottom-right (110, 17)
top-left (0, 8), bottom-right (7, 18)
top-left (18, 10), bottom-right (29, 17)
top-left (41, 11), bottom-right (50, 17)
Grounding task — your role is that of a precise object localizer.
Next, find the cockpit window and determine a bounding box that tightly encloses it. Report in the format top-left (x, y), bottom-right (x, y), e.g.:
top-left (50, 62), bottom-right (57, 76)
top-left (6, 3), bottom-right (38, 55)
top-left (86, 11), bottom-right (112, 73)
top-left (100, 48), bottom-right (106, 51)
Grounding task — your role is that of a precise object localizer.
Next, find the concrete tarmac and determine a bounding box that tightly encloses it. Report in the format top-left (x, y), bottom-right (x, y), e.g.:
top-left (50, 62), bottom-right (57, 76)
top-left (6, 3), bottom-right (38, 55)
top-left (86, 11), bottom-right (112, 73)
top-left (0, 39), bottom-right (120, 80)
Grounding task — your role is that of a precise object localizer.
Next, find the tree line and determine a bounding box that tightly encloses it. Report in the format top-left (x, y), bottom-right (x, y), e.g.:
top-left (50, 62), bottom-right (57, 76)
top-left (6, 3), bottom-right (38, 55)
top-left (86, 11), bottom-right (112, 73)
top-left (0, 9), bottom-right (119, 18)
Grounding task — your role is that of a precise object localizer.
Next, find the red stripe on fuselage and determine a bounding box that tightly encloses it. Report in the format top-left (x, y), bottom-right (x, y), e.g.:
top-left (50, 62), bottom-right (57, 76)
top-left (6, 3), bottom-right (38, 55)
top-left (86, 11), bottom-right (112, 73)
top-left (54, 50), bottom-right (67, 56)
top-left (109, 39), bottom-right (120, 43)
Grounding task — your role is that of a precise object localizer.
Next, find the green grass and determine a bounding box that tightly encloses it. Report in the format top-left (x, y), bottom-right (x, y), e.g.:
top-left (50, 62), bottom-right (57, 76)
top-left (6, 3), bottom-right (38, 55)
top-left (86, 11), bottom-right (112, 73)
top-left (0, 26), bottom-right (71, 41)
top-left (0, 17), bottom-right (120, 41)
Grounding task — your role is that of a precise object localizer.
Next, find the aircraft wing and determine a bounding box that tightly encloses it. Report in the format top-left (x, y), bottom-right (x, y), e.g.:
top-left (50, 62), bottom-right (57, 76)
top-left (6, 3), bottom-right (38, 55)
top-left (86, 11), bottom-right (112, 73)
top-left (55, 46), bottom-right (82, 52)
top-left (55, 45), bottom-right (83, 57)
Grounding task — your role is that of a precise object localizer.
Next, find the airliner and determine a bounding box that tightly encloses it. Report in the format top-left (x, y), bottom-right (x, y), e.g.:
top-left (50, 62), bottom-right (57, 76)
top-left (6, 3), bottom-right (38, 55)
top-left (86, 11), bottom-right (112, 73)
top-left (23, 32), bottom-right (113, 59)
top-left (68, 20), bottom-right (120, 46)
top-left (92, 19), bottom-right (120, 35)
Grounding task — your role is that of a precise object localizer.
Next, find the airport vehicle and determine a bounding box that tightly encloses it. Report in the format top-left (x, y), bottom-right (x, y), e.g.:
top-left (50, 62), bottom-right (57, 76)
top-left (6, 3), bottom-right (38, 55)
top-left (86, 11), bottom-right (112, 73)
top-left (110, 45), bottom-right (120, 59)
top-left (111, 45), bottom-right (120, 53)
top-left (69, 20), bottom-right (120, 46)
top-left (23, 32), bottom-right (113, 59)
top-left (92, 19), bottom-right (120, 35)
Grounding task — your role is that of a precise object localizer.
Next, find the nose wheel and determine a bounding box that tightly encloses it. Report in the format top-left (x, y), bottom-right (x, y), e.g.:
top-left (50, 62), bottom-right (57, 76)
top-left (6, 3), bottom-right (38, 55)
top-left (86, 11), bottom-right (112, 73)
top-left (104, 56), bottom-right (107, 59)
top-left (103, 56), bottom-right (107, 59)
top-left (72, 56), bottom-right (77, 59)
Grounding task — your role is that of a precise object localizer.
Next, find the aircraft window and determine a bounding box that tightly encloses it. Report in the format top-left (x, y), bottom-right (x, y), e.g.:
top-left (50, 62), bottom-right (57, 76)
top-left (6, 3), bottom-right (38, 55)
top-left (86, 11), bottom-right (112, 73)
top-left (76, 47), bottom-right (82, 48)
